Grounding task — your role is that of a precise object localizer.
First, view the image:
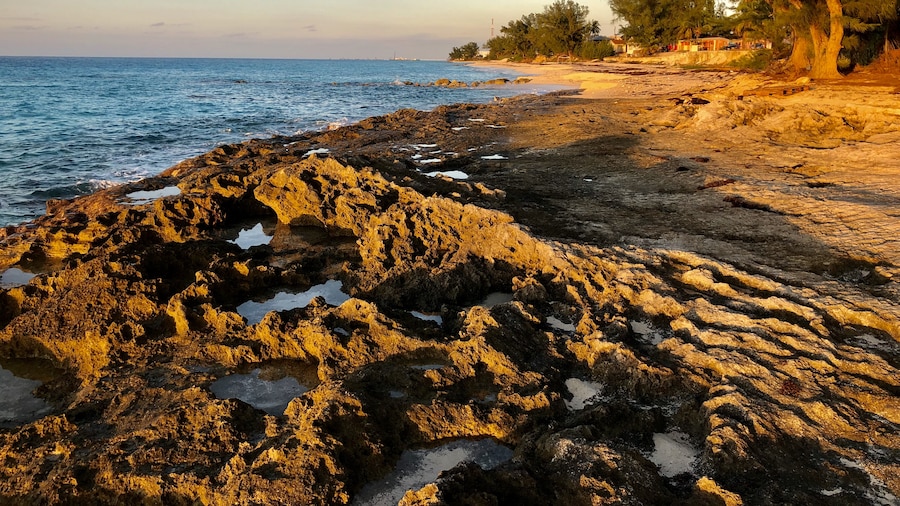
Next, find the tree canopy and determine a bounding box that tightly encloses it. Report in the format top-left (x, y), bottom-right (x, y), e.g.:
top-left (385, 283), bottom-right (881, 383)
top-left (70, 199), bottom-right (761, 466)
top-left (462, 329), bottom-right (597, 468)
top-left (461, 0), bottom-right (898, 76)
top-left (448, 42), bottom-right (481, 61)
top-left (609, 0), bottom-right (898, 77)
top-left (609, 0), bottom-right (730, 49)
top-left (483, 1), bottom-right (602, 61)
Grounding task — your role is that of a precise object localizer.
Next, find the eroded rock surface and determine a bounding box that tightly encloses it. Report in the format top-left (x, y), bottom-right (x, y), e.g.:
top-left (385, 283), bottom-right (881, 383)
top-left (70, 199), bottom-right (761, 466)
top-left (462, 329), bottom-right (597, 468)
top-left (0, 69), bottom-right (898, 505)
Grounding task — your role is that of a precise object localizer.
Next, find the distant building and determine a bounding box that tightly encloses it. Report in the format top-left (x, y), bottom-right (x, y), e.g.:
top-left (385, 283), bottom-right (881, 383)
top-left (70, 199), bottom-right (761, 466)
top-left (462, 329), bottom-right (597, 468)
top-left (674, 37), bottom-right (771, 52)
top-left (676, 37), bottom-right (731, 52)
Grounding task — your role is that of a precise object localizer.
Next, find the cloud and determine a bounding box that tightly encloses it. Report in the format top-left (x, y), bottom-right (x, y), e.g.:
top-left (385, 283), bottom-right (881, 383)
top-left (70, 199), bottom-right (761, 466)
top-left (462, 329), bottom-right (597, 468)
top-left (151, 22), bottom-right (165, 28)
top-left (303, 25), bottom-right (317, 32)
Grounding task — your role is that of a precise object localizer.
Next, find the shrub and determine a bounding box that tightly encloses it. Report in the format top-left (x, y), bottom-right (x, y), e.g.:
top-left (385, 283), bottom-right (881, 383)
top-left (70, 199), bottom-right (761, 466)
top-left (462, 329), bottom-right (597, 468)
top-left (728, 49), bottom-right (773, 71)
top-left (578, 40), bottom-right (616, 60)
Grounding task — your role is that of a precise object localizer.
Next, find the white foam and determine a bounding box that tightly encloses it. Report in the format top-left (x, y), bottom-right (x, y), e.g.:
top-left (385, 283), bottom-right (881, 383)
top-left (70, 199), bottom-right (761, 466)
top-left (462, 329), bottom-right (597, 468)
top-left (564, 378), bottom-right (605, 411)
top-left (481, 154), bottom-right (507, 160)
top-left (411, 311), bottom-right (443, 325)
top-left (0, 268), bottom-right (37, 289)
top-left (424, 170), bottom-right (469, 180)
top-left (88, 179), bottom-right (123, 191)
top-left (353, 439), bottom-right (512, 506)
top-left (650, 432), bottom-right (698, 478)
top-left (418, 158), bottom-right (443, 165)
top-left (210, 368), bottom-right (308, 415)
top-left (327, 118), bottom-right (350, 130)
top-left (237, 279), bottom-right (350, 325)
top-left (125, 186), bottom-right (181, 205)
top-left (229, 223), bottom-right (272, 249)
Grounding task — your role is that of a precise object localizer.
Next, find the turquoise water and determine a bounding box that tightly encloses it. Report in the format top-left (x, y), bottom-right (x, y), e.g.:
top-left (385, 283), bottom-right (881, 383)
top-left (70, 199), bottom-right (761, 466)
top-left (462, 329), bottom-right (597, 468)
top-left (0, 58), bottom-right (537, 226)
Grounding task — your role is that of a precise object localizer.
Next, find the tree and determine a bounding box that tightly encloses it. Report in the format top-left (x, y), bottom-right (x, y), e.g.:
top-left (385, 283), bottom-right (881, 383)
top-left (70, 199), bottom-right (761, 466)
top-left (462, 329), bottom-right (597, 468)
top-left (487, 15), bottom-right (538, 60)
top-left (610, 0), bottom-right (729, 49)
top-left (533, 0), bottom-right (598, 57)
top-left (732, 0), bottom-right (899, 77)
top-left (483, 2), bottom-right (601, 61)
top-left (448, 42), bottom-right (481, 61)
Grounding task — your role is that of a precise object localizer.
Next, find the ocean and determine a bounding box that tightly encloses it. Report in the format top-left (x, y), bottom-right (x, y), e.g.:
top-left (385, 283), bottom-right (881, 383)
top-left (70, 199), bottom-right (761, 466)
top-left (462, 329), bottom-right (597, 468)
top-left (0, 57), bottom-right (545, 226)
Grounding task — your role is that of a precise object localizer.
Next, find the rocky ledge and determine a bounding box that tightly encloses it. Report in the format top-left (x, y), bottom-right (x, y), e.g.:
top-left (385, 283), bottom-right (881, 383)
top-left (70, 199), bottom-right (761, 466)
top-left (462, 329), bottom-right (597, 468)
top-left (0, 70), bottom-right (898, 505)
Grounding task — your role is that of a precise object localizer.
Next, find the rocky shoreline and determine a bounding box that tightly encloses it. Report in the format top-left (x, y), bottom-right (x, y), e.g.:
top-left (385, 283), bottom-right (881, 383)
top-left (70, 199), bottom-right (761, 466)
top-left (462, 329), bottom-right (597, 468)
top-left (1, 65), bottom-right (898, 505)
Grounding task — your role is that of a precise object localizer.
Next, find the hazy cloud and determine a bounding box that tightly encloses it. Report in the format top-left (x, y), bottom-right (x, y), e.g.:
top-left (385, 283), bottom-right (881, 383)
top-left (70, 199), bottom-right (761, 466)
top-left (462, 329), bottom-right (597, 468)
top-left (151, 22), bottom-right (165, 28)
top-left (303, 25), bottom-right (317, 32)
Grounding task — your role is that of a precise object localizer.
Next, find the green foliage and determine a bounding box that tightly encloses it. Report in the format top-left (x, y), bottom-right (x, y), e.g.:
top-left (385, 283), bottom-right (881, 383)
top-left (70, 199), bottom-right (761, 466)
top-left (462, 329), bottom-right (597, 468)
top-left (727, 49), bottom-right (773, 70)
top-left (579, 40), bottom-right (617, 59)
top-left (488, 15), bottom-right (538, 60)
top-left (732, 0), bottom-right (899, 72)
top-left (483, 1), bottom-right (601, 60)
top-left (533, 0), bottom-right (597, 56)
top-left (448, 42), bottom-right (481, 61)
top-left (609, 0), bottom-right (729, 50)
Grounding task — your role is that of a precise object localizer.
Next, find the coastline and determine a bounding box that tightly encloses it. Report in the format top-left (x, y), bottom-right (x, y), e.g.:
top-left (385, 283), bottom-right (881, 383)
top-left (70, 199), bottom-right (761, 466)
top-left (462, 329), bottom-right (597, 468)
top-left (471, 59), bottom-right (627, 98)
top-left (469, 59), bottom-right (760, 99)
top-left (1, 64), bottom-right (899, 503)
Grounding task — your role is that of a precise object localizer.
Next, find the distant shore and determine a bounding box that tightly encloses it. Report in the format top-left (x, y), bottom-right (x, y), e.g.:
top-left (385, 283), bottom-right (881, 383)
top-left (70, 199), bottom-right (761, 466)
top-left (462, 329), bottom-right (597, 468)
top-left (470, 60), bottom-right (626, 98)
top-left (470, 59), bottom-right (763, 99)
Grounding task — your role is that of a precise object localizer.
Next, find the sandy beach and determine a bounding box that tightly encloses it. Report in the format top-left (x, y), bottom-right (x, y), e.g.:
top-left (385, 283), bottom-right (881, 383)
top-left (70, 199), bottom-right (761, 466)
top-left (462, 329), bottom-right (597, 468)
top-left (472, 59), bottom-right (763, 98)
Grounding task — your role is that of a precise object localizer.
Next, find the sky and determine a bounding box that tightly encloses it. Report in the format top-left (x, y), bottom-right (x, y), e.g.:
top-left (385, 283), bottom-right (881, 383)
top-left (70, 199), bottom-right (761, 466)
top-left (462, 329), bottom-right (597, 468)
top-left (1, 0), bottom-right (618, 60)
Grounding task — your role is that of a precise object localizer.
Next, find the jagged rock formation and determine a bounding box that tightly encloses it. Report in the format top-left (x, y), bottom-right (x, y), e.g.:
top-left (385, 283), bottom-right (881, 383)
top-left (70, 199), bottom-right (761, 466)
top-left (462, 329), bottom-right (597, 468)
top-left (0, 75), bottom-right (898, 505)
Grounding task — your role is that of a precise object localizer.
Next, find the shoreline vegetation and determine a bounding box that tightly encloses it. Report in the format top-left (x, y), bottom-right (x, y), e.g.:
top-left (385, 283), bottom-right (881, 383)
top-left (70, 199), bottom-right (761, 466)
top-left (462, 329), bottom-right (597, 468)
top-left (1, 57), bottom-right (899, 504)
top-left (451, 0), bottom-right (900, 80)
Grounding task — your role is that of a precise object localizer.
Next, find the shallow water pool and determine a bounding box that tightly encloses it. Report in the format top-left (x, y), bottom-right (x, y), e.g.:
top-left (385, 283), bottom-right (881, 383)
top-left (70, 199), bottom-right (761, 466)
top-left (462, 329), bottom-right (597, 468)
top-left (237, 279), bottom-right (350, 325)
top-left (124, 186), bottom-right (181, 205)
top-left (210, 368), bottom-right (309, 415)
top-left (0, 267), bottom-right (37, 289)
top-left (0, 358), bottom-right (58, 428)
top-left (353, 438), bottom-right (513, 506)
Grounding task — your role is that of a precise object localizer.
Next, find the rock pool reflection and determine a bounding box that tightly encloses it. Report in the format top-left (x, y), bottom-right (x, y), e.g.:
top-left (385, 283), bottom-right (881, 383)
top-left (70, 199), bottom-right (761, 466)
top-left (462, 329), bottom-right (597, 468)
top-left (236, 279), bottom-right (350, 325)
top-left (210, 368), bottom-right (309, 415)
top-left (0, 267), bottom-right (37, 289)
top-left (0, 358), bottom-right (57, 428)
top-left (229, 223), bottom-right (273, 249)
top-left (353, 438), bottom-right (513, 506)
top-left (124, 186), bottom-right (181, 205)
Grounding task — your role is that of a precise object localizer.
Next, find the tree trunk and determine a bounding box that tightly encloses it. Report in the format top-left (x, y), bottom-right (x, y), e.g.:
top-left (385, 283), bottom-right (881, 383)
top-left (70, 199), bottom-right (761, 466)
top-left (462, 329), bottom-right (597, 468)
top-left (808, 0), bottom-right (844, 79)
top-left (789, 28), bottom-right (812, 73)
